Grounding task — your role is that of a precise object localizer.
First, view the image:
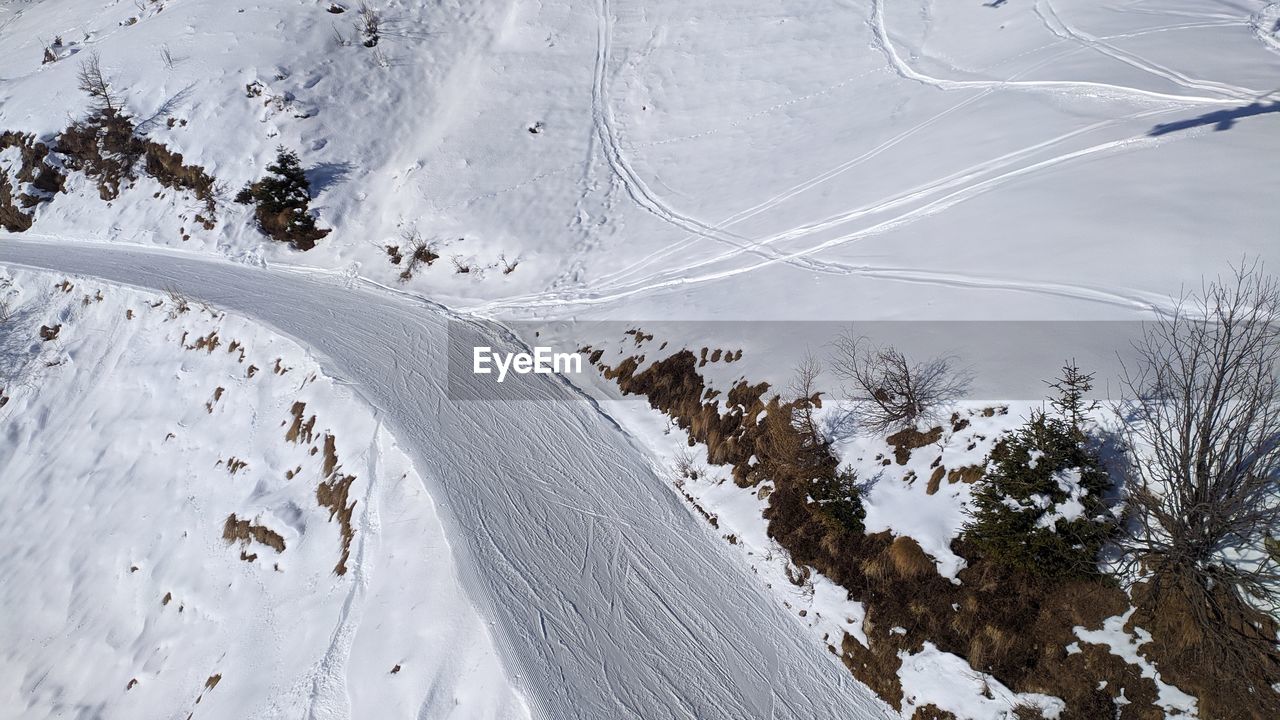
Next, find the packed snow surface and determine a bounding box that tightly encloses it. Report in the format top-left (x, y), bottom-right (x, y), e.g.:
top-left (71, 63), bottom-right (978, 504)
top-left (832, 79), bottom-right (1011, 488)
top-left (0, 238), bottom-right (895, 719)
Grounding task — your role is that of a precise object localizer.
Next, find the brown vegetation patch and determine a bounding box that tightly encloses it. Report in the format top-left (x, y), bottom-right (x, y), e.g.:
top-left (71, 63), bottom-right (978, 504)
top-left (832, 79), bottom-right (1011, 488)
top-left (911, 705), bottom-right (958, 720)
top-left (597, 349), bottom-right (779, 487)
top-left (205, 386), bottom-right (224, 413)
top-left (1127, 573), bottom-right (1280, 719)
top-left (886, 425), bottom-right (943, 465)
top-left (625, 328), bottom-right (654, 345)
top-left (185, 331), bottom-right (220, 353)
top-left (947, 465), bottom-right (984, 484)
top-left (222, 513), bottom-right (286, 554)
top-left (0, 131), bottom-right (65, 232)
top-left (590, 338), bottom-right (1193, 718)
top-left (39, 324), bottom-right (61, 341)
top-left (0, 173), bottom-right (33, 232)
top-left (285, 401), bottom-right (316, 444)
top-left (316, 433), bottom-right (357, 576)
top-left (142, 141), bottom-right (216, 216)
top-left (926, 466), bottom-right (946, 495)
top-left (57, 109), bottom-right (217, 224)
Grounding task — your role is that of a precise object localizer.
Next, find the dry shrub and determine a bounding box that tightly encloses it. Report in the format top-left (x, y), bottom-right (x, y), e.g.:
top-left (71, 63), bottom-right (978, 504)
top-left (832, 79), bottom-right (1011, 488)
top-left (591, 338), bottom-right (1198, 718)
top-left (142, 141), bottom-right (216, 215)
top-left (887, 536), bottom-right (934, 578)
top-left (1128, 573), bottom-right (1280, 719)
top-left (1010, 703), bottom-right (1046, 720)
top-left (831, 331), bottom-right (971, 432)
top-left (910, 705), bottom-right (958, 720)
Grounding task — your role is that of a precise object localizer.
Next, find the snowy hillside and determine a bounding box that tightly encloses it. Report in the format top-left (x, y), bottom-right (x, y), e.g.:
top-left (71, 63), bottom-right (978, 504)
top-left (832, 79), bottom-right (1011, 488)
top-left (0, 0), bottom-right (1276, 313)
top-left (3, 0), bottom-right (1280, 718)
top-left (0, 267), bottom-right (528, 720)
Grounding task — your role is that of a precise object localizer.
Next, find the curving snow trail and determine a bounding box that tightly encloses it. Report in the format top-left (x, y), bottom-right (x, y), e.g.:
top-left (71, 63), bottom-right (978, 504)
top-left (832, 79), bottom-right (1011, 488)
top-left (869, 0), bottom-right (1246, 105)
top-left (0, 237), bottom-right (895, 720)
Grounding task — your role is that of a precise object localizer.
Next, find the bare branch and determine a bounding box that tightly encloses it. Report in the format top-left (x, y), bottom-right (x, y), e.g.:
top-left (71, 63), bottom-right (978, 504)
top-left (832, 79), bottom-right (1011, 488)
top-left (76, 52), bottom-right (120, 114)
top-left (829, 331), bottom-right (971, 433)
top-left (1115, 259), bottom-right (1280, 685)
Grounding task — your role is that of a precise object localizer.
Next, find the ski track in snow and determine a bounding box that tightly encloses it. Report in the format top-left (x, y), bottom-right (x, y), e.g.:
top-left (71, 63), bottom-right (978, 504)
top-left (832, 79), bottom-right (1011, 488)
top-left (502, 0), bottom-right (1239, 316)
top-left (589, 0), bottom-right (845, 278)
top-left (0, 238), bottom-right (897, 720)
top-left (592, 7), bottom-right (1254, 291)
top-left (1034, 0), bottom-right (1260, 101)
top-left (869, 0), bottom-right (1250, 105)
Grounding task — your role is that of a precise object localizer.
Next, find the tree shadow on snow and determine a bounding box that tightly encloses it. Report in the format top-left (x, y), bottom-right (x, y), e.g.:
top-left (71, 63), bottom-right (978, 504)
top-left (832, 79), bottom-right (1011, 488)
top-left (1149, 99), bottom-right (1280, 136)
top-left (305, 161), bottom-right (355, 197)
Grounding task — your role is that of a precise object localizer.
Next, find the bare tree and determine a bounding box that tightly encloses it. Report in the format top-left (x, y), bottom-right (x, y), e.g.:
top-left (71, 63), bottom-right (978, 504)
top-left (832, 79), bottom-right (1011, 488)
top-left (1117, 260), bottom-right (1280, 687)
top-left (789, 351), bottom-right (825, 446)
top-left (77, 52), bottom-right (121, 114)
top-left (830, 331), bottom-right (970, 432)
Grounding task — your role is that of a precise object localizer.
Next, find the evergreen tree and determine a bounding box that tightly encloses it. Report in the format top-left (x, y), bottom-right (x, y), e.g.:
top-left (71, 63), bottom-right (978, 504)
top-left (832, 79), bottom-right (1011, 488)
top-left (1046, 359), bottom-right (1098, 435)
top-left (963, 365), bottom-right (1117, 579)
top-left (809, 467), bottom-right (865, 533)
top-left (236, 146), bottom-right (329, 250)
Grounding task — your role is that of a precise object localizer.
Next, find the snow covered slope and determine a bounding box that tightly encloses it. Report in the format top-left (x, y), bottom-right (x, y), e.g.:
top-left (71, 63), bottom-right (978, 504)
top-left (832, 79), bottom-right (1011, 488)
top-left (3, 0), bottom-right (1279, 716)
top-left (0, 238), bottom-right (896, 719)
top-left (0, 263), bottom-right (527, 719)
top-left (2, 0), bottom-right (1276, 317)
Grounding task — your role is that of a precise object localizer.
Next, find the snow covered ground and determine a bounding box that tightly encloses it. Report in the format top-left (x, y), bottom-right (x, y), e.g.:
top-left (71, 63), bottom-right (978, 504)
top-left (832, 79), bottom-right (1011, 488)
top-left (0, 239), bottom-right (896, 719)
top-left (4, 0), bottom-right (1279, 716)
top-left (1, 0), bottom-right (1276, 316)
top-left (0, 264), bottom-right (527, 719)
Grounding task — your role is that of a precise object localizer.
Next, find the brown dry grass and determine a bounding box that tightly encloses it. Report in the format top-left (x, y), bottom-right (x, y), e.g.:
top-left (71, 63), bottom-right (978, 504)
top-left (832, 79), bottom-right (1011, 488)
top-left (910, 705), bottom-right (958, 720)
top-left (588, 337), bottom-right (1228, 718)
top-left (285, 401), bottom-right (316, 444)
top-left (887, 426), bottom-right (943, 464)
top-left (1127, 572), bottom-right (1280, 719)
top-left (312, 431), bottom-right (358, 576)
top-left (886, 536), bottom-right (934, 578)
top-left (926, 466), bottom-right (946, 495)
top-left (142, 141), bottom-right (216, 216)
top-left (222, 513), bottom-right (286, 553)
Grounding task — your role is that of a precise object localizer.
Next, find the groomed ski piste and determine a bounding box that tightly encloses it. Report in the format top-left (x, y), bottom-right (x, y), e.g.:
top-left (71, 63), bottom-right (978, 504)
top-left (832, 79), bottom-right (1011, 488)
top-left (3, 0), bottom-right (1279, 718)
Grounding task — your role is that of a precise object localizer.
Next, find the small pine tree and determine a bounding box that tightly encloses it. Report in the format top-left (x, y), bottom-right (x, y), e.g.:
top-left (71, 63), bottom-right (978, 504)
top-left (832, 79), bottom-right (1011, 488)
top-left (963, 366), bottom-right (1117, 579)
top-left (1046, 359), bottom-right (1099, 435)
top-left (809, 467), bottom-right (865, 533)
top-left (237, 146), bottom-right (329, 250)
